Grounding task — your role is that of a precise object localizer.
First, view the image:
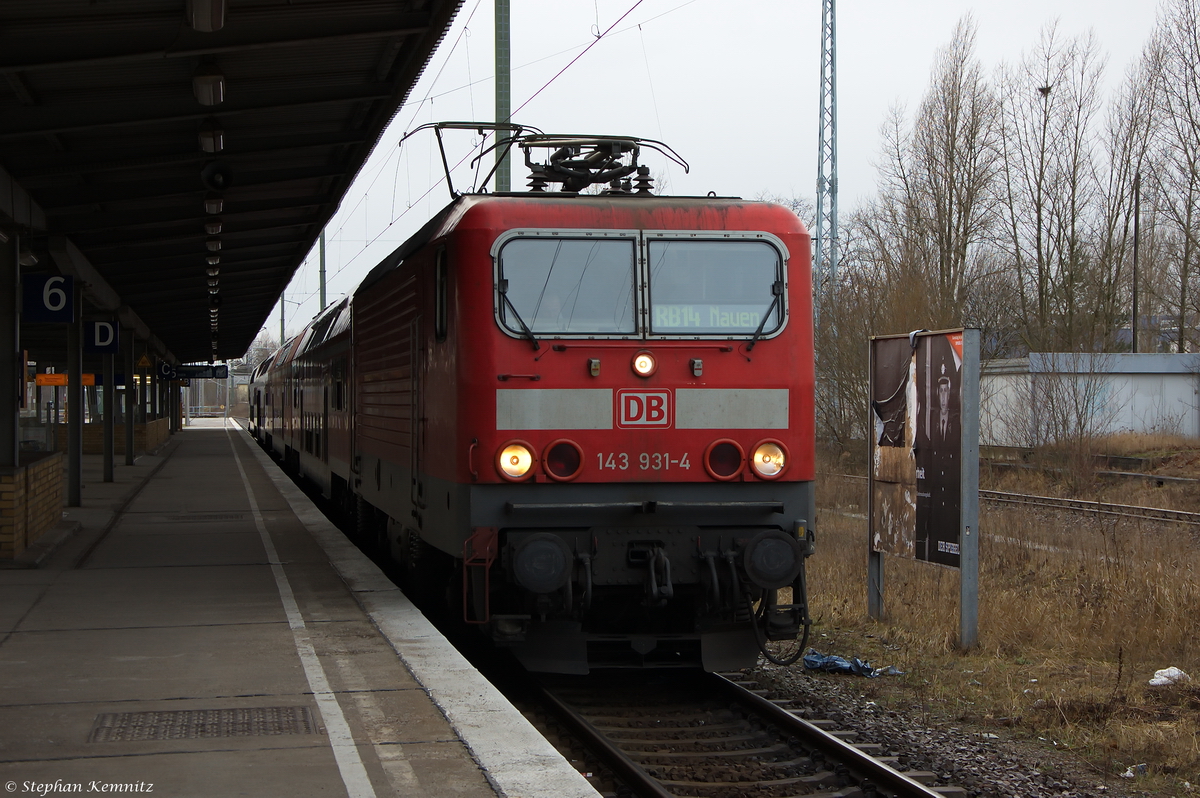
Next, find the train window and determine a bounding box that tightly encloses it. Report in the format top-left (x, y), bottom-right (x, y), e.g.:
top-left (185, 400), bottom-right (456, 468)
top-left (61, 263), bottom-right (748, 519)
top-left (647, 240), bottom-right (784, 336)
top-left (498, 238), bottom-right (636, 334)
top-left (435, 248), bottom-right (448, 342)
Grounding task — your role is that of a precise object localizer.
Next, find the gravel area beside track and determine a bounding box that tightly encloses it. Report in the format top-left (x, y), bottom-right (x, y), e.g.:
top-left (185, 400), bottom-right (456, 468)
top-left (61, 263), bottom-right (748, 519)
top-left (754, 663), bottom-right (1170, 798)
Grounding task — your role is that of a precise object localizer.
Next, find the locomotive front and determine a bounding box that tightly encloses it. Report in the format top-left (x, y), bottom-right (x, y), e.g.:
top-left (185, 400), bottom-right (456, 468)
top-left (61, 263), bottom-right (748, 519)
top-left (445, 141), bottom-right (816, 673)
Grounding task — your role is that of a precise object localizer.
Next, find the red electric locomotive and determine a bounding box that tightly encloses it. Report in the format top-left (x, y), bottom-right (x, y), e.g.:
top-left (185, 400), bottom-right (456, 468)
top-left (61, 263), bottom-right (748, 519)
top-left (250, 129), bottom-right (816, 673)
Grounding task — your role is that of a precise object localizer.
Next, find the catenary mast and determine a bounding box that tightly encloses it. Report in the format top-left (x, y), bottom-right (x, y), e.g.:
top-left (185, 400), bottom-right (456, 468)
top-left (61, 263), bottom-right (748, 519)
top-left (814, 0), bottom-right (838, 324)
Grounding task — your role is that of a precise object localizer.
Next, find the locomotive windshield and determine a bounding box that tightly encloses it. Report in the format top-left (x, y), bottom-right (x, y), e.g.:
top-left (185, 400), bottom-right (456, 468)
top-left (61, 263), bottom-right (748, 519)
top-left (497, 238), bottom-right (637, 334)
top-left (647, 240), bottom-right (783, 335)
top-left (494, 232), bottom-right (787, 339)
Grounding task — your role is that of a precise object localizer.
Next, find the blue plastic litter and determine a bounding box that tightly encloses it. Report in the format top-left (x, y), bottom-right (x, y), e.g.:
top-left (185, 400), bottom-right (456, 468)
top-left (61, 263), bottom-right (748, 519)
top-left (803, 649), bottom-right (904, 678)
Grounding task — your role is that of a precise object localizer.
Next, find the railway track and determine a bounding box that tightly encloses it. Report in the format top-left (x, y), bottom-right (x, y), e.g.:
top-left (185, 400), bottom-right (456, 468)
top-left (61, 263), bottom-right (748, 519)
top-left (523, 670), bottom-right (964, 798)
top-left (830, 473), bottom-right (1200, 527)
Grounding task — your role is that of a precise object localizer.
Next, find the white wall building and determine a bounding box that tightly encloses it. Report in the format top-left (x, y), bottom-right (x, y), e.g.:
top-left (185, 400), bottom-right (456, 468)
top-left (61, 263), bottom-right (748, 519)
top-left (981, 353), bottom-right (1200, 447)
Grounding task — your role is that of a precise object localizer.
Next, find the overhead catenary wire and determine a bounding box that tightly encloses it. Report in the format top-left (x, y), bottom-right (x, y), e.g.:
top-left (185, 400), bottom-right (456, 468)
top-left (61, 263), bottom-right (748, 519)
top-left (512, 0), bottom-right (647, 118)
top-left (391, 0), bottom-right (702, 110)
top-left (287, 0), bottom-right (486, 307)
top-left (279, 0), bottom-right (700, 337)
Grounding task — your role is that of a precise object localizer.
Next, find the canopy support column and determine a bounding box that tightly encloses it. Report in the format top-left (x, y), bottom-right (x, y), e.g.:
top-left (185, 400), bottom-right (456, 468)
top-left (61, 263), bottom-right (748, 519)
top-left (0, 231), bottom-right (17, 469)
top-left (67, 291), bottom-right (82, 506)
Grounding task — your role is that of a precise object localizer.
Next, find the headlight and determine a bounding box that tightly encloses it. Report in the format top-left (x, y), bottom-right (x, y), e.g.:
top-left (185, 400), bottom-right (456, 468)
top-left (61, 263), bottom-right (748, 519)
top-left (750, 440), bottom-right (788, 479)
top-left (496, 440), bottom-right (535, 481)
top-left (703, 439), bottom-right (745, 480)
top-left (632, 350), bottom-right (657, 377)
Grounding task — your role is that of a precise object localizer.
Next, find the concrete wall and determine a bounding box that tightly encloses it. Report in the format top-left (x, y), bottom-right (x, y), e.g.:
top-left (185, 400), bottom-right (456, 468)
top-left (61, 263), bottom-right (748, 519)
top-left (0, 452), bottom-right (64, 559)
top-left (981, 353), bottom-right (1200, 446)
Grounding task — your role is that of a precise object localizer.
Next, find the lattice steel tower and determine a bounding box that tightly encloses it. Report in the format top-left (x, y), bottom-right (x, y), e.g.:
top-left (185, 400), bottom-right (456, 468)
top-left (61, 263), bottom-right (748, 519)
top-left (814, 0), bottom-right (838, 323)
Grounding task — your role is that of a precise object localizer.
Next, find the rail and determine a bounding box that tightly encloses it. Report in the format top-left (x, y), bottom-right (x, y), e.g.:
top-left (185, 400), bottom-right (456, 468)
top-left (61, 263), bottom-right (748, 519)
top-left (532, 670), bottom-right (957, 797)
top-left (828, 473), bottom-right (1200, 527)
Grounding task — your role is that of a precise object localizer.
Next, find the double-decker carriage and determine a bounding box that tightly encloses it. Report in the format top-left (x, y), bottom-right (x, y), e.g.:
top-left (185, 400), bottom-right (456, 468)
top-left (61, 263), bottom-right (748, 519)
top-left (250, 128), bottom-right (816, 673)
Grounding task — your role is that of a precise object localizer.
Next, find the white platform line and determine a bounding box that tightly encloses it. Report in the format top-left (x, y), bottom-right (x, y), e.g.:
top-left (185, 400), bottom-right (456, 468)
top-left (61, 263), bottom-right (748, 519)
top-left (229, 419), bottom-right (600, 798)
top-left (227, 424), bottom-right (377, 798)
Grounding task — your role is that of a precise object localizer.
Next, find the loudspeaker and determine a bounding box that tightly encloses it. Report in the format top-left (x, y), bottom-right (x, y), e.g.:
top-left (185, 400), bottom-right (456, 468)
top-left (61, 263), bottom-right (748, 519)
top-left (200, 161), bottom-right (233, 191)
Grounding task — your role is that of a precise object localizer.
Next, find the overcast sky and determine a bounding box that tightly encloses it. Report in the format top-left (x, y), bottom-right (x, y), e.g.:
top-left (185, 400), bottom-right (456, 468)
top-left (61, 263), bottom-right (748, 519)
top-left (269, 0), bottom-right (1160, 342)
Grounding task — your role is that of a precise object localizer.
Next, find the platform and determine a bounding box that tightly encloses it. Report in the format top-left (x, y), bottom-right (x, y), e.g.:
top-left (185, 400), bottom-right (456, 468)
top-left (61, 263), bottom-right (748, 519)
top-left (0, 419), bottom-right (598, 798)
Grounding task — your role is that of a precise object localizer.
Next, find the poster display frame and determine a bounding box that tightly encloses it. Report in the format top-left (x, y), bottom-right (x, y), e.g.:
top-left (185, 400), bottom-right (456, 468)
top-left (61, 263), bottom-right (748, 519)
top-left (867, 328), bottom-right (979, 648)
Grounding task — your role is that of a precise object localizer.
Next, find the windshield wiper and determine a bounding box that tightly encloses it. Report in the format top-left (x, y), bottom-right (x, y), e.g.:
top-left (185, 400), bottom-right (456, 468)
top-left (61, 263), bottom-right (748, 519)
top-left (745, 281), bottom-right (784, 352)
top-left (499, 279), bottom-right (540, 351)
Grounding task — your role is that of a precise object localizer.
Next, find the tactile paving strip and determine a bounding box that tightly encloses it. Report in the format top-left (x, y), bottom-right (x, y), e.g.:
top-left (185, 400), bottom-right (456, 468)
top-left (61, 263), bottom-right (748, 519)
top-left (88, 706), bottom-right (318, 742)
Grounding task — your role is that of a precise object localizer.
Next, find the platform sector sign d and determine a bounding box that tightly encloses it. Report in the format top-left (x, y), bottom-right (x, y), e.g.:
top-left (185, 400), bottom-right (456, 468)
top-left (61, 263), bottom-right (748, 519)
top-left (22, 275), bottom-right (75, 323)
top-left (85, 321), bottom-right (120, 353)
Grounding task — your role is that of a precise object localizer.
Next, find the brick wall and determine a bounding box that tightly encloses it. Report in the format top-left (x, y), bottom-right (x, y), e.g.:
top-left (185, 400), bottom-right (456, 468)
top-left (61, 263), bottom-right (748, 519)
top-left (55, 418), bottom-right (170, 455)
top-left (143, 418), bottom-right (169, 452)
top-left (0, 452), bottom-right (64, 560)
top-left (24, 452), bottom-right (64, 549)
top-left (0, 467), bottom-right (25, 559)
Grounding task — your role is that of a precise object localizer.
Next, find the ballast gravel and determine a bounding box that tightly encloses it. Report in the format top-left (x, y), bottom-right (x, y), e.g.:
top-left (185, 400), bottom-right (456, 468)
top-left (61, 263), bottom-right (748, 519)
top-left (753, 663), bottom-right (1170, 798)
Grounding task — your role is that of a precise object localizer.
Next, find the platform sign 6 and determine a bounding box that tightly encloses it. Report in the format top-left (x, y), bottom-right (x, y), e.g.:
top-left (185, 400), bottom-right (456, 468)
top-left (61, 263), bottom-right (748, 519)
top-left (85, 321), bottom-right (120, 353)
top-left (22, 274), bottom-right (75, 323)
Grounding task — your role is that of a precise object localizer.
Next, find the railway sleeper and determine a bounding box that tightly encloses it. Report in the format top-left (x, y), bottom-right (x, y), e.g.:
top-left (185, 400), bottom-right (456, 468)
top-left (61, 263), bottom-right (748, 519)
top-left (627, 743), bottom-right (793, 761)
top-left (658, 769), bottom-right (844, 791)
top-left (610, 732), bottom-right (773, 749)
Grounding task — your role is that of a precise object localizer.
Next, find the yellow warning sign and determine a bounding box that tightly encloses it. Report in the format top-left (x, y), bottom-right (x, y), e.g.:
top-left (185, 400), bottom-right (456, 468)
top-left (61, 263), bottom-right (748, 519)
top-left (136, 354), bottom-right (152, 368)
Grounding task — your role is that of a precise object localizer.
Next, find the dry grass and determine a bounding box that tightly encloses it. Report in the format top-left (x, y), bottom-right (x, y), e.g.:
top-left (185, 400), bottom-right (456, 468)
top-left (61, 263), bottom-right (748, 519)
top-left (804, 466), bottom-right (1200, 793)
top-left (1097, 432), bottom-right (1200, 459)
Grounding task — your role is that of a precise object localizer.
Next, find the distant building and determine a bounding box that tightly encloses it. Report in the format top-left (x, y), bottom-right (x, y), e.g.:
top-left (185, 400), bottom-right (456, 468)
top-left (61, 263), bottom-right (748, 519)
top-left (982, 353), bottom-right (1200, 446)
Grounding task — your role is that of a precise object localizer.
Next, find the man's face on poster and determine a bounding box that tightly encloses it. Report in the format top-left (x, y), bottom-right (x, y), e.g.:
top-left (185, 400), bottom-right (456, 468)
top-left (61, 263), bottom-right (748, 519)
top-left (938, 379), bottom-right (950, 416)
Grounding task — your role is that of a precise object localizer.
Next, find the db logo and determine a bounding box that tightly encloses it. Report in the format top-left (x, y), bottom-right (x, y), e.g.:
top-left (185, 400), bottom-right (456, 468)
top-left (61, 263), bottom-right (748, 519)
top-left (617, 390), bottom-right (672, 428)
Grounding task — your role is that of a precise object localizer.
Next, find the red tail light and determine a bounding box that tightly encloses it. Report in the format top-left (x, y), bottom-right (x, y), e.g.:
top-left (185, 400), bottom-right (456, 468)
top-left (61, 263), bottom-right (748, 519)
top-left (704, 439), bottom-right (745, 480)
top-left (543, 439), bottom-right (584, 481)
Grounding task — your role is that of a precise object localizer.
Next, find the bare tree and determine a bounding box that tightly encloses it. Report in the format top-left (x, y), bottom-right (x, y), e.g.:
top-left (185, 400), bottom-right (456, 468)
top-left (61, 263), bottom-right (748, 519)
top-left (1093, 56), bottom-right (1155, 350)
top-left (996, 24), bottom-right (1108, 351)
top-left (814, 212), bottom-right (888, 454)
top-left (872, 17), bottom-right (1000, 329)
top-left (1148, 0), bottom-right (1200, 353)
top-left (813, 19), bottom-right (1002, 453)
top-left (239, 330), bottom-right (281, 371)
top-left (985, 352), bottom-right (1119, 490)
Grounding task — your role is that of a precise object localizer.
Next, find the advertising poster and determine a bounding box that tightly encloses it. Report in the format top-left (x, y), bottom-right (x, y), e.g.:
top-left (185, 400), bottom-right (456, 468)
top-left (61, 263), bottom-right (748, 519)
top-left (870, 330), bottom-right (964, 568)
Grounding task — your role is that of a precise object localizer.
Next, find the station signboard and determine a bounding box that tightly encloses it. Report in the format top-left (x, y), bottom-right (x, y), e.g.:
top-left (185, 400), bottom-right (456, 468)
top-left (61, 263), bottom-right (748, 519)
top-left (23, 275), bottom-right (75, 323)
top-left (85, 321), bottom-right (120, 353)
top-left (175, 365), bottom-right (228, 379)
top-left (35, 373), bottom-right (95, 386)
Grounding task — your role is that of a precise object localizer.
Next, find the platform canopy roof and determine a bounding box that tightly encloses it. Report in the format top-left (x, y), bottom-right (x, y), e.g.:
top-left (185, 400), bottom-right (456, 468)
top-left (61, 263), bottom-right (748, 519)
top-left (1, 0), bottom-right (462, 365)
